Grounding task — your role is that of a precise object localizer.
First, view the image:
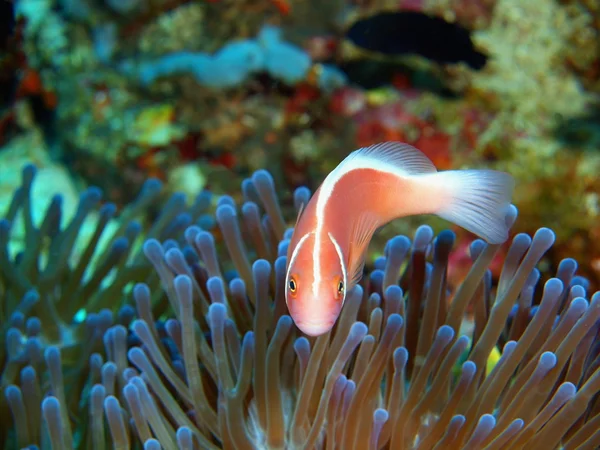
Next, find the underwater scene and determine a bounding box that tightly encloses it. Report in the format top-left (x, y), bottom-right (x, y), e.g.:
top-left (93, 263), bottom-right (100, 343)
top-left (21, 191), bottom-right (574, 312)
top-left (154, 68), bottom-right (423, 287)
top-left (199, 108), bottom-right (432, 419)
top-left (1, 0), bottom-right (600, 448)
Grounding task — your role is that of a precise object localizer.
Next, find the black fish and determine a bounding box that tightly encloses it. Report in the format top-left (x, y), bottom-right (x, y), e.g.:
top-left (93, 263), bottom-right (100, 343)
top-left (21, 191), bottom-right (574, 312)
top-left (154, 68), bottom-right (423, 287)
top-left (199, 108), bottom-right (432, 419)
top-left (346, 11), bottom-right (487, 70)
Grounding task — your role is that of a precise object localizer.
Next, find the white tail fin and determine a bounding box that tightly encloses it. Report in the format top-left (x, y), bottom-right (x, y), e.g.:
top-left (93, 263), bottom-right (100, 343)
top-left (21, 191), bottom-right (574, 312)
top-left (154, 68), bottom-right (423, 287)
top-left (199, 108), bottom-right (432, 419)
top-left (425, 169), bottom-right (515, 244)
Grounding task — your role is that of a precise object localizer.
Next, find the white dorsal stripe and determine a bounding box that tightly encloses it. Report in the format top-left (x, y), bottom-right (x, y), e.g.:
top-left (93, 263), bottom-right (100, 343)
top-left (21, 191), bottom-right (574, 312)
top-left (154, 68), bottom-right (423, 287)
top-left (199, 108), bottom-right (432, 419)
top-left (328, 232), bottom-right (347, 304)
top-left (316, 143), bottom-right (437, 219)
top-left (285, 232), bottom-right (312, 305)
top-left (312, 143), bottom-right (437, 298)
top-left (313, 142), bottom-right (436, 296)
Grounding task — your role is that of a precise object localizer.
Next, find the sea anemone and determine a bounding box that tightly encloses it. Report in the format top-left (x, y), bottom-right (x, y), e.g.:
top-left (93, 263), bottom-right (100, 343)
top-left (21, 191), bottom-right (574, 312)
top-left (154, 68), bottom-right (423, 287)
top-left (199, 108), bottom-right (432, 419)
top-left (2, 167), bottom-right (599, 449)
top-left (0, 163), bottom-right (213, 446)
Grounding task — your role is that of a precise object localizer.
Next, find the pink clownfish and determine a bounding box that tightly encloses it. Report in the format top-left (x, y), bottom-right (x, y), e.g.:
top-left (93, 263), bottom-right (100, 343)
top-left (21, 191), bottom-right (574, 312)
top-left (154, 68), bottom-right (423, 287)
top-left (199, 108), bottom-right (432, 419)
top-left (285, 141), bottom-right (514, 336)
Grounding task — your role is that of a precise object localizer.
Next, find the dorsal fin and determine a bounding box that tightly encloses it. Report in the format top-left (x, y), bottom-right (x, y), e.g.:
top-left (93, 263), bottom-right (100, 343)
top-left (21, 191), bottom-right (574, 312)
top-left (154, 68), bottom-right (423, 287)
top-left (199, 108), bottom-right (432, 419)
top-left (342, 141), bottom-right (438, 176)
top-left (347, 211), bottom-right (382, 288)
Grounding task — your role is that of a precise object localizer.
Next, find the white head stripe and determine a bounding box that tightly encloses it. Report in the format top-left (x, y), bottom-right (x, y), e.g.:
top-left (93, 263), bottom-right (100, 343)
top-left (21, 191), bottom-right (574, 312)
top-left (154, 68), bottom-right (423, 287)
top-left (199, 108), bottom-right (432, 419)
top-left (312, 147), bottom-right (418, 299)
top-left (313, 153), bottom-right (395, 297)
top-left (285, 232), bottom-right (312, 305)
top-left (328, 233), bottom-right (347, 303)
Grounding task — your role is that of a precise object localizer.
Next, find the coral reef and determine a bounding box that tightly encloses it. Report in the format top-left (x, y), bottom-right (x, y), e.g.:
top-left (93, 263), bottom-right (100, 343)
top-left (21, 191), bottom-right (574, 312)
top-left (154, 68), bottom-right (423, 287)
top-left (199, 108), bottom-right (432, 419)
top-left (559, 0), bottom-right (600, 94)
top-left (465, 0), bottom-right (600, 285)
top-left (2, 167), bottom-right (599, 449)
top-left (7, 0), bottom-right (599, 286)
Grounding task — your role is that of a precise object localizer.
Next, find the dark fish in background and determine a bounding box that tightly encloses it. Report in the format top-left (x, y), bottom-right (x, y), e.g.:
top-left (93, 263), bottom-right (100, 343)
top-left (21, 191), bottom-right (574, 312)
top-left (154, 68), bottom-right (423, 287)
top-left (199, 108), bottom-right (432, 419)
top-left (345, 11), bottom-right (488, 70)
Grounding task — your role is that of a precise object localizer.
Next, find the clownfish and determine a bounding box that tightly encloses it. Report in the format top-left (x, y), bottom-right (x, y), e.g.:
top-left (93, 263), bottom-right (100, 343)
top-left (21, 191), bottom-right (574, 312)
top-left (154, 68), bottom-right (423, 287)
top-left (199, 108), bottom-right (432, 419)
top-left (285, 141), bottom-right (514, 336)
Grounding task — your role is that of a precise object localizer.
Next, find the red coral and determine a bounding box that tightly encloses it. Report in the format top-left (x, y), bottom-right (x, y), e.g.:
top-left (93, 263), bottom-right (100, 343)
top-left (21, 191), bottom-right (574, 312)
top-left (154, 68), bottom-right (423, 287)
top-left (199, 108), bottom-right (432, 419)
top-left (413, 128), bottom-right (452, 169)
top-left (352, 100), bottom-right (453, 168)
top-left (356, 121), bottom-right (406, 147)
top-left (271, 0), bottom-right (291, 15)
top-left (284, 82), bottom-right (321, 119)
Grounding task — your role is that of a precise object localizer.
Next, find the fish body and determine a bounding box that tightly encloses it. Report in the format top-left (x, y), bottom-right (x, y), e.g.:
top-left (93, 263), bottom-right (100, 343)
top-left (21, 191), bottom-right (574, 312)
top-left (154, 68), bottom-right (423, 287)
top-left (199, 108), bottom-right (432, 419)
top-left (285, 142), bottom-right (514, 336)
top-left (345, 11), bottom-right (487, 70)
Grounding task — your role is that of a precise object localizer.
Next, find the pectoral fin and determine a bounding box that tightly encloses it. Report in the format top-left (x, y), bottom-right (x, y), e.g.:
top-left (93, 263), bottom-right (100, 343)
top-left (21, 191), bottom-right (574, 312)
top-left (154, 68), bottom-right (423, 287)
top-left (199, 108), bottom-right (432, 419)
top-left (347, 211), bottom-right (382, 288)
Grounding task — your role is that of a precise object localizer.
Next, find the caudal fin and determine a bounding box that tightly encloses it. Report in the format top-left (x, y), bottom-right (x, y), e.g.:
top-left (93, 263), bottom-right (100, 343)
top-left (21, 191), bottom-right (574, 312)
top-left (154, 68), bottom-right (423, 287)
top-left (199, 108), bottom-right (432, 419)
top-left (428, 170), bottom-right (515, 244)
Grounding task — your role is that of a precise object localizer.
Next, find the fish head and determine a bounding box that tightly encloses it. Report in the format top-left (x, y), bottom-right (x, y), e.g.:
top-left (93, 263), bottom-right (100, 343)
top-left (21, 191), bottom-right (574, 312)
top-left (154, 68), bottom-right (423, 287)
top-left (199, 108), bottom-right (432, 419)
top-left (285, 231), bottom-right (347, 336)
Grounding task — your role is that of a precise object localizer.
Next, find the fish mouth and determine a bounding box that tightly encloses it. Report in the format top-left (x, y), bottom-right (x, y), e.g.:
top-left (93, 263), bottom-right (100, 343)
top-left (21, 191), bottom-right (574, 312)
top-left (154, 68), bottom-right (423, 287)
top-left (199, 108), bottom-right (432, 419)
top-left (294, 318), bottom-right (335, 337)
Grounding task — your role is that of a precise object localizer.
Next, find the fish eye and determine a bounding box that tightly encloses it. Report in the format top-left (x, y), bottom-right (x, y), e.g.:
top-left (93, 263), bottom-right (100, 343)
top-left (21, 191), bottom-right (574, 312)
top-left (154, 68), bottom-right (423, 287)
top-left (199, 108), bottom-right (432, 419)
top-left (289, 278), bottom-right (297, 293)
top-left (337, 280), bottom-right (344, 295)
